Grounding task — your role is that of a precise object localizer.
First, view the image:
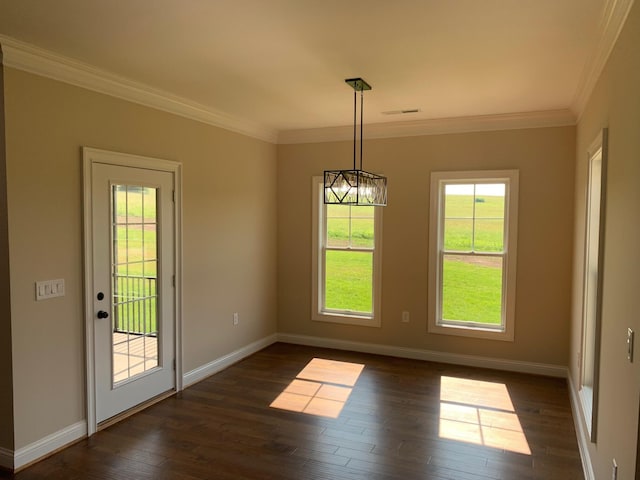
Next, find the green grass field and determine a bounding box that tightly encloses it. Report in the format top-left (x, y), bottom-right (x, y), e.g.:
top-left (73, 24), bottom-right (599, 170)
top-left (113, 185), bottom-right (156, 220)
top-left (325, 250), bottom-right (373, 313)
top-left (443, 192), bottom-right (504, 252)
top-left (114, 186), bottom-right (157, 277)
top-left (440, 192), bottom-right (504, 324)
top-left (113, 186), bottom-right (159, 334)
top-left (323, 193), bottom-right (505, 323)
top-left (112, 187), bottom-right (506, 326)
top-left (114, 226), bottom-right (157, 276)
top-left (442, 256), bottom-right (502, 324)
top-left (324, 205), bottom-right (374, 313)
top-left (325, 205), bottom-right (374, 248)
top-left (114, 278), bottom-right (157, 333)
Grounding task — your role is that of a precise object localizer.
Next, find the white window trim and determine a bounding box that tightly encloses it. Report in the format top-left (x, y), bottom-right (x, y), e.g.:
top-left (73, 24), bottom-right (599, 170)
top-left (428, 170), bottom-right (519, 341)
top-left (311, 176), bottom-right (382, 327)
top-left (579, 128), bottom-right (607, 443)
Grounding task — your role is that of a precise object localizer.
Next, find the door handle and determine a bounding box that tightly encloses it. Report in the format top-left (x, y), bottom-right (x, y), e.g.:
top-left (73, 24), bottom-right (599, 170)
top-left (97, 310), bottom-right (109, 319)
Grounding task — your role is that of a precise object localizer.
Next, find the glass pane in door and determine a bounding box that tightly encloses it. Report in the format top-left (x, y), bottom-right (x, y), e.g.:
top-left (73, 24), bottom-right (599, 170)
top-left (112, 185), bottom-right (159, 384)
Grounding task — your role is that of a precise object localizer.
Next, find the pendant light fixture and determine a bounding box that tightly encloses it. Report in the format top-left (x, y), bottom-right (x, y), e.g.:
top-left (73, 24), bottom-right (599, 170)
top-left (324, 78), bottom-right (387, 206)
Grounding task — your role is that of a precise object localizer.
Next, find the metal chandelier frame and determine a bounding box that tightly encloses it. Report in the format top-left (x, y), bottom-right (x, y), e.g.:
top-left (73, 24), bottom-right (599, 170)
top-left (324, 78), bottom-right (387, 206)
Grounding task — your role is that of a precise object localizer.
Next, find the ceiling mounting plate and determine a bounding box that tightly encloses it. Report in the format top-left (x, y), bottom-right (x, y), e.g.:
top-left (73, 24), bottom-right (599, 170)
top-left (345, 78), bottom-right (372, 92)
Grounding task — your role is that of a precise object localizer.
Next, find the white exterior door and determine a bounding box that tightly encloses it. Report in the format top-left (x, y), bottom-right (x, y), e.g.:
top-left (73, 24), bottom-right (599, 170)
top-left (88, 155), bottom-right (176, 424)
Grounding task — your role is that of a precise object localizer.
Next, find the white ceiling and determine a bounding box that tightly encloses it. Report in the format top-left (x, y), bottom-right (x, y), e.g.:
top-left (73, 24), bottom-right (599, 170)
top-left (0, 0), bottom-right (613, 139)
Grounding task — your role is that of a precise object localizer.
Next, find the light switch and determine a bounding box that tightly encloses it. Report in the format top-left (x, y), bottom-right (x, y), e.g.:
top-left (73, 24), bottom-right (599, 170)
top-left (35, 279), bottom-right (65, 301)
top-left (54, 279), bottom-right (65, 296)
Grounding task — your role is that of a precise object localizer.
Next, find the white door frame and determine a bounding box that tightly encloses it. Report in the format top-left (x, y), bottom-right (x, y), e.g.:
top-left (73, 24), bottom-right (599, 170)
top-left (82, 147), bottom-right (183, 436)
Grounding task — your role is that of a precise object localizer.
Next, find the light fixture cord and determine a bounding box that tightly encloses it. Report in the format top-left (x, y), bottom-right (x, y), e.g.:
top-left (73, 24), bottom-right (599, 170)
top-left (353, 88), bottom-right (357, 171)
top-left (360, 87), bottom-right (364, 170)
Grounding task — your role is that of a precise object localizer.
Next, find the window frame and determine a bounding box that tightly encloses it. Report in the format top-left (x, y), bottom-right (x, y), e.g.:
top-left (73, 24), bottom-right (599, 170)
top-left (579, 128), bottom-right (607, 443)
top-left (311, 176), bottom-right (382, 327)
top-left (428, 170), bottom-right (519, 341)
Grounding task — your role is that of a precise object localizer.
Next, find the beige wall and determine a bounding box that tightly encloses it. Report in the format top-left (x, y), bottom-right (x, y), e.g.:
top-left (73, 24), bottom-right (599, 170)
top-left (7, 10), bottom-right (638, 469)
top-left (278, 126), bottom-right (575, 365)
top-left (571, 1), bottom-right (640, 478)
top-left (0, 59), bottom-right (15, 452)
top-left (3, 67), bottom-right (277, 449)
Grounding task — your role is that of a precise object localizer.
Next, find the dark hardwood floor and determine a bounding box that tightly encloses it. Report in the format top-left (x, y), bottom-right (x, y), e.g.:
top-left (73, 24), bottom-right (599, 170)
top-left (2, 343), bottom-right (584, 479)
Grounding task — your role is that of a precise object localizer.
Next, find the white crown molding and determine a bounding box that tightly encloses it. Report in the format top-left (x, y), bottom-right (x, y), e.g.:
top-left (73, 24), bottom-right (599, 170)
top-left (0, 35), bottom-right (278, 144)
top-left (3, 0), bottom-right (631, 148)
top-left (278, 109), bottom-right (576, 144)
top-left (278, 333), bottom-right (568, 378)
top-left (572, 0), bottom-right (635, 119)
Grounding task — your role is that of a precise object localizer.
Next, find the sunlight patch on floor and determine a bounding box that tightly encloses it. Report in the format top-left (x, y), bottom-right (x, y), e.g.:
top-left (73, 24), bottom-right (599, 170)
top-left (270, 358), bottom-right (364, 418)
top-left (439, 376), bottom-right (531, 455)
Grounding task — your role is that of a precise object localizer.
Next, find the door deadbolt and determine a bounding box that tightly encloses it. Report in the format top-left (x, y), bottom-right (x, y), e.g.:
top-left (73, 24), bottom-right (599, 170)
top-left (97, 292), bottom-right (104, 301)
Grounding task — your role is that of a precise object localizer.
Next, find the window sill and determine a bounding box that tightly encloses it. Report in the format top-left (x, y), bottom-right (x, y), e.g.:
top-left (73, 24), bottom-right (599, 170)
top-left (312, 310), bottom-right (381, 328)
top-left (579, 385), bottom-right (594, 438)
top-left (428, 322), bottom-right (514, 341)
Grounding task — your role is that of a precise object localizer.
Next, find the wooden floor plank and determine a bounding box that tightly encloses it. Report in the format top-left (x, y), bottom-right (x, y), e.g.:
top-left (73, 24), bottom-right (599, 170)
top-left (1, 343), bottom-right (584, 479)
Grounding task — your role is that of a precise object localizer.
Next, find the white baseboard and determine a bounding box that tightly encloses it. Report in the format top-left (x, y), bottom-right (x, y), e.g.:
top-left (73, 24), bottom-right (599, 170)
top-left (277, 333), bottom-right (569, 378)
top-left (567, 374), bottom-right (595, 480)
top-left (183, 333), bottom-right (278, 387)
top-left (0, 447), bottom-right (12, 470)
top-left (13, 421), bottom-right (86, 471)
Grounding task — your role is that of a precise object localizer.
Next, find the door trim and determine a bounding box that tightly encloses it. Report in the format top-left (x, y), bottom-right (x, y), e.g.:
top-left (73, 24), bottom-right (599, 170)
top-left (82, 147), bottom-right (183, 436)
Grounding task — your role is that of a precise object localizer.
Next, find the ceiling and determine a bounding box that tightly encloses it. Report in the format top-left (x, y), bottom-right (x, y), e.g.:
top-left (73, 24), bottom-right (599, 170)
top-left (0, 0), bottom-right (614, 141)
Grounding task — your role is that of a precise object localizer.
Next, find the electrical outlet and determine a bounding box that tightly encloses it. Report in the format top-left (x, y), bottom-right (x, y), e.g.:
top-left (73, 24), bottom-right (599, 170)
top-left (233, 312), bottom-right (239, 326)
top-left (401, 311), bottom-right (410, 323)
top-left (612, 458), bottom-right (617, 480)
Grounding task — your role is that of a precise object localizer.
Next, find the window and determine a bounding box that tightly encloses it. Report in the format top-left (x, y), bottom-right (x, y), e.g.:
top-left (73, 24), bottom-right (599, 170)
top-left (428, 170), bottom-right (518, 341)
top-left (312, 176), bottom-right (382, 327)
top-left (580, 129), bottom-right (607, 442)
